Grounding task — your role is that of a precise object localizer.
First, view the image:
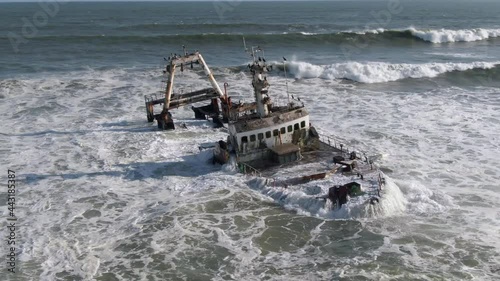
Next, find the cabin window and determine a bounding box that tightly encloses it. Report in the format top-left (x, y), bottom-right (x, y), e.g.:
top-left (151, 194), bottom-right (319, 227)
top-left (301, 121), bottom-right (306, 128)
top-left (266, 131), bottom-right (272, 138)
top-left (280, 127), bottom-right (286, 134)
top-left (258, 133), bottom-right (264, 140)
top-left (287, 125), bottom-right (293, 132)
top-left (273, 129), bottom-right (279, 136)
top-left (241, 136), bottom-right (248, 143)
top-left (250, 135), bottom-right (256, 142)
top-left (294, 123), bottom-right (300, 130)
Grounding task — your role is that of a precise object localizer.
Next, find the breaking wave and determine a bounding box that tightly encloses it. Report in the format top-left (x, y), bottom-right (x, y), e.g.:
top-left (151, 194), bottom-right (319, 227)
top-left (312, 27), bottom-right (500, 43)
top-left (283, 61), bottom-right (500, 83)
top-left (408, 27), bottom-right (500, 43)
top-left (344, 27), bottom-right (500, 43)
top-left (113, 23), bottom-right (500, 44)
top-left (247, 174), bottom-right (407, 220)
top-left (6, 27), bottom-right (500, 46)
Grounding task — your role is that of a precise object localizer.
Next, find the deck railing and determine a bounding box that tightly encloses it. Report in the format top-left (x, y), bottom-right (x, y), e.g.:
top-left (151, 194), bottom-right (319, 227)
top-left (318, 133), bottom-right (371, 165)
top-left (319, 133), bottom-right (386, 197)
top-left (377, 172), bottom-right (386, 197)
top-left (237, 162), bottom-right (261, 176)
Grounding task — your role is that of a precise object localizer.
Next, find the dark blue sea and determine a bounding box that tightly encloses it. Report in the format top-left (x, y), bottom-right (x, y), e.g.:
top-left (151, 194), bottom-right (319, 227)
top-left (1, 1), bottom-right (500, 280)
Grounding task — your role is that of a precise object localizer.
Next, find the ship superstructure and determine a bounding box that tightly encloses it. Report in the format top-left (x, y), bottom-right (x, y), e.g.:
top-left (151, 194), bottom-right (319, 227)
top-left (223, 45), bottom-right (311, 167)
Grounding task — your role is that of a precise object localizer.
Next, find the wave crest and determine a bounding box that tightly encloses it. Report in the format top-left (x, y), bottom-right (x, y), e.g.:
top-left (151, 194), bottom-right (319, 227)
top-left (408, 27), bottom-right (500, 43)
top-left (286, 61), bottom-right (500, 83)
top-left (5, 27), bottom-right (499, 46)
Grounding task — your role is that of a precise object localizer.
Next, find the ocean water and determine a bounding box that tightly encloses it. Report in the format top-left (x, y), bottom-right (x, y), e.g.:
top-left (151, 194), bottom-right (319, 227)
top-left (1, 1), bottom-right (500, 280)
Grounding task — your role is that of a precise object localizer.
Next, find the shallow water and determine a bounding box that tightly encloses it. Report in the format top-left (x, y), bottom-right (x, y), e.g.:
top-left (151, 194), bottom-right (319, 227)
top-left (1, 1), bottom-right (500, 280)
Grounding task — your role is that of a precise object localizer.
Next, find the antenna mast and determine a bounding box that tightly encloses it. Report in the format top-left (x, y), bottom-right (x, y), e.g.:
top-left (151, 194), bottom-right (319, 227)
top-left (242, 39), bottom-right (271, 118)
top-left (283, 57), bottom-right (290, 107)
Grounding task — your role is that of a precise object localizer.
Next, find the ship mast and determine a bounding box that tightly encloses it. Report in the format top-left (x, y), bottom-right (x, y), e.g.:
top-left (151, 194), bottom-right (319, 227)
top-left (164, 52), bottom-right (224, 111)
top-left (247, 45), bottom-right (271, 118)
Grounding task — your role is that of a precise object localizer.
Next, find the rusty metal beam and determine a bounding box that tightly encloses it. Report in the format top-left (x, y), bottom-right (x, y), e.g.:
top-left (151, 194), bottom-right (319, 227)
top-left (164, 63), bottom-right (177, 111)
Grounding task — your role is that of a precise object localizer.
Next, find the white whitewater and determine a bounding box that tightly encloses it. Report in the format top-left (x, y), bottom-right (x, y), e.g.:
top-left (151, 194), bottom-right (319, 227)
top-left (286, 60), bottom-right (499, 83)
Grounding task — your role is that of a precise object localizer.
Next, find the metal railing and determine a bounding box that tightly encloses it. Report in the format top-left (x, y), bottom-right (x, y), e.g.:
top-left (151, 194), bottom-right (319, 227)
top-left (318, 133), bottom-right (371, 164)
top-left (377, 172), bottom-right (386, 197)
top-left (237, 162), bottom-right (261, 177)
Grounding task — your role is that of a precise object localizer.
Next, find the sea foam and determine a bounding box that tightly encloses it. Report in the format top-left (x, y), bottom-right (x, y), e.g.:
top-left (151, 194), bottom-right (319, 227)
top-left (409, 27), bottom-right (500, 43)
top-left (345, 27), bottom-right (500, 43)
top-left (286, 60), bottom-right (499, 83)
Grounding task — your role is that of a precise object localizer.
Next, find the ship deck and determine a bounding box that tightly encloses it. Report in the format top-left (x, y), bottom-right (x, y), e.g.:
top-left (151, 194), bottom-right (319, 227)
top-left (239, 139), bottom-right (384, 202)
top-left (244, 140), bottom-right (379, 186)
